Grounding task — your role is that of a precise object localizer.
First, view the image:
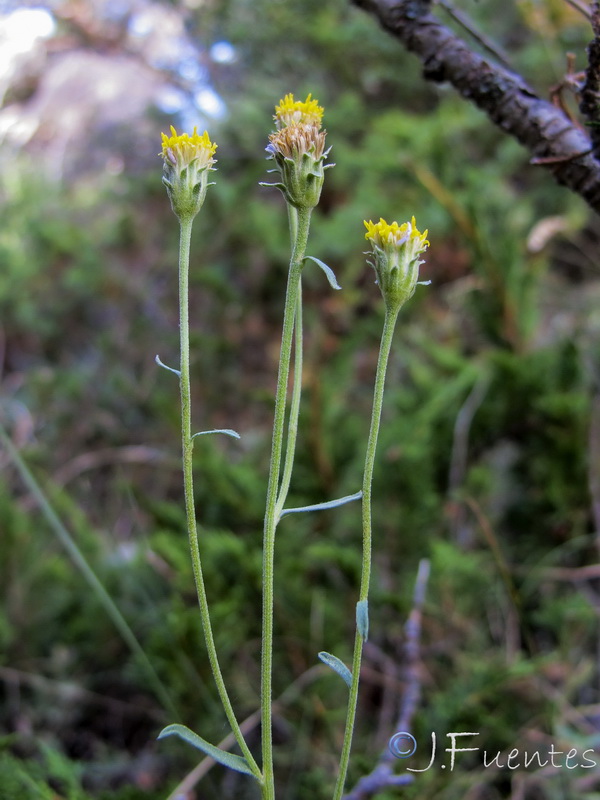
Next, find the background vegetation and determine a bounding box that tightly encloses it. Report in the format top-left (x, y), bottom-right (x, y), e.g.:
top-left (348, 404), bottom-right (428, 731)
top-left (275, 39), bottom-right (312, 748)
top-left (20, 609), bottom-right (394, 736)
top-left (1, 0), bottom-right (600, 798)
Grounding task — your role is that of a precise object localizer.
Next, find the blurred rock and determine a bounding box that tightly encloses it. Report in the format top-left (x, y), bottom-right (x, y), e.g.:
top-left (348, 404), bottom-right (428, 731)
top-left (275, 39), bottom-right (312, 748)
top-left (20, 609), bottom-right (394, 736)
top-left (0, 47), bottom-right (169, 179)
top-left (0, 1), bottom-right (211, 180)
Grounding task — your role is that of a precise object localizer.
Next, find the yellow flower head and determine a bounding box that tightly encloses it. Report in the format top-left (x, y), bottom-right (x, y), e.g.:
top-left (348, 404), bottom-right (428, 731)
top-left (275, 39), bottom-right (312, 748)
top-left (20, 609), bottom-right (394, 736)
top-left (160, 125), bottom-right (217, 169)
top-left (265, 92), bottom-right (332, 210)
top-left (364, 216), bottom-right (429, 312)
top-left (364, 217), bottom-right (429, 251)
top-left (273, 93), bottom-right (324, 130)
top-left (160, 126), bottom-right (217, 221)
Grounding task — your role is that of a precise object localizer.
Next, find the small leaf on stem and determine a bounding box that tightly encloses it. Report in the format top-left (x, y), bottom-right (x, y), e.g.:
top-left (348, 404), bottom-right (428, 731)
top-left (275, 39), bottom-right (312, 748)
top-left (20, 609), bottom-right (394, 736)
top-left (192, 429), bottom-right (241, 440)
top-left (155, 354), bottom-right (181, 377)
top-left (158, 724), bottom-right (256, 778)
top-left (356, 600), bottom-right (369, 641)
top-left (304, 255), bottom-right (342, 290)
top-left (279, 490), bottom-right (362, 520)
top-left (318, 651), bottom-right (353, 688)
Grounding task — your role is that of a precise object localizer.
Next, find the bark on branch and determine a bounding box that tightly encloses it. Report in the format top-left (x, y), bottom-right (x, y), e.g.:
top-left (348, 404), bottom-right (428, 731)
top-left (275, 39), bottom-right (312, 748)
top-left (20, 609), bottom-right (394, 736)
top-left (580, 0), bottom-right (600, 154)
top-left (351, 0), bottom-right (600, 215)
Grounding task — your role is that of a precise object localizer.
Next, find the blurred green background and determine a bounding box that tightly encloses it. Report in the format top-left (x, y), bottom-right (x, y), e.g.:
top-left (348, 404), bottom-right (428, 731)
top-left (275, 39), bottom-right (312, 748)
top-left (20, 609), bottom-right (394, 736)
top-left (1, 0), bottom-right (600, 797)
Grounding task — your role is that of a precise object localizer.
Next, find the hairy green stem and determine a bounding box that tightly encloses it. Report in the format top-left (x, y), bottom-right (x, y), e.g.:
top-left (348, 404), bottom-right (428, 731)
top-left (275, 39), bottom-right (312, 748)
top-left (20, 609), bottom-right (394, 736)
top-left (333, 305), bottom-right (400, 800)
top-left (275, 285), bottom-right (303, 518)
top-left (287, 203), bottom-right (299, 244)
top-left (177, 218), bottom-right (261, 781)
top-left (276, 204), bottom-right (303, 517)
top-left (261, 205), bottom-right (312, 799)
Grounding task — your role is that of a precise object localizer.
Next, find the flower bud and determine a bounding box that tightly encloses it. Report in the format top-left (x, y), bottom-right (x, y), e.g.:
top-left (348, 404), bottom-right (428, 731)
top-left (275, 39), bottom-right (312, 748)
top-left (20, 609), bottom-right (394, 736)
top-left (265, 93), bottom-right (332, 210)
top-left (160, 126), bottom-right (217, 222)
top-left (364, 217), bottom-right (429, 312)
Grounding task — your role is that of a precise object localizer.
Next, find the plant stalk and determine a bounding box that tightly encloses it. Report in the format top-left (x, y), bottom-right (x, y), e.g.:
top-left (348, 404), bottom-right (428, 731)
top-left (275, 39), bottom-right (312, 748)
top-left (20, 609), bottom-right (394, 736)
top-left (275, 285), bottom-right (303, 518)
top-left (332, 305), bottom-right (400, 800)
top-left (261, 205), bottom-right (312, 799)
top-left (177, 218), bottom-right (261, 781)
top-left (276, 203), bottom-right (303, 517)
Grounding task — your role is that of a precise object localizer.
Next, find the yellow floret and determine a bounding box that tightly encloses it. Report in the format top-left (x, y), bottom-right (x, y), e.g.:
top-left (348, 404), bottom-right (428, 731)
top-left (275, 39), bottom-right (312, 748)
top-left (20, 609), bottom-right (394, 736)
top-left (274, 93), bottom-right (324, 128)
top-left (364, 217), bottom-right (429, 249)
top-left (160, 126), bottom-right (217, 163)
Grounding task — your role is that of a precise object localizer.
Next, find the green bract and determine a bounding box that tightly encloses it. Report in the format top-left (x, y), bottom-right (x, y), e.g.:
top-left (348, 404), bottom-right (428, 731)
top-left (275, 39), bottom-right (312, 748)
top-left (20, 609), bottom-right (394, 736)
top-left (364, 216), bottom-right (429, 313)
top-left (264, 93), bottom-right (333, 210)
top-left (160, 125), bottom-right (217, 222)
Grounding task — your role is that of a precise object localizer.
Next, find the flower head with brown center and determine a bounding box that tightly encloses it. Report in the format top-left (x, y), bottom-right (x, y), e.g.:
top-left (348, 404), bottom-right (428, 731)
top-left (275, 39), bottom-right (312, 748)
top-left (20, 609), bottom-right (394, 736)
top-left (160, 126), bottom-right (217, 221)
top-left (268, 124), bottom-right (327, 162)
top-left (264, 93), bottom-right (332, 210)
top-left (364, 217), bottom-right (430, 312)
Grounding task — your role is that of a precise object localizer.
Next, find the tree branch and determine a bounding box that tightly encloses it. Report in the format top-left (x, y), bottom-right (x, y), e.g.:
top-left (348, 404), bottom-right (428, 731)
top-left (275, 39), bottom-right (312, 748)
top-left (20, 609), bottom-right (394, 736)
top-left (580, 0), bottom-right (600, 155)
top-left (351, 0), bottom-right (600, 215)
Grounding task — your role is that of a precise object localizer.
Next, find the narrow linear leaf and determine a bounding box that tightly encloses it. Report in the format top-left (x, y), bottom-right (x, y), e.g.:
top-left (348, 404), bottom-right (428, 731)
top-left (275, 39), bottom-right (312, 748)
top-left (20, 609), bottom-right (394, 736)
top-left (158, 724), bottom-right (255, 778)
top-left (279, 490), bottom-right (362, 519)
top-left (155, 354), bottom-right (181, 377)
top-left (356, 600), bottom-right (369, 641)
top-left (304, 256), bottom-right (342, 290)
top-left (192, 428), bottom-right (241, 440)
top-left (318, 651), bottom-right (353, 688)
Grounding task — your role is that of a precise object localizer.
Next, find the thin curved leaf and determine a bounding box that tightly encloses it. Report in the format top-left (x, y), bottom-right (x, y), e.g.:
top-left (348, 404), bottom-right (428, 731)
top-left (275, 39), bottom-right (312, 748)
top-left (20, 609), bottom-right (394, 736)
top-left (279, 490), bottom-right (362, 519)
top-left (158, 724), bottom-right (255, 778)
top-left (155, 354), bottom-right (181, 377)
top-left (192, 428), bottom-right (241, 440)
top-left (318, 651), bottom-right (352, 688)
top-left (304, 256), bottom-right (342, 290)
